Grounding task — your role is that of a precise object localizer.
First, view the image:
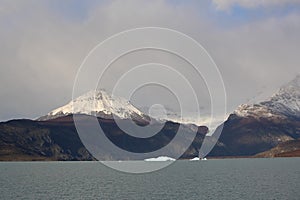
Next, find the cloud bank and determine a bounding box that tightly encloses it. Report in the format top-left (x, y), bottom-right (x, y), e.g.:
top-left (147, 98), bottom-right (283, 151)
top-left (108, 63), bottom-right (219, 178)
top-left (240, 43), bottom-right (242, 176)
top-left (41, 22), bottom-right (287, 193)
top-left (0, 0), bottom-right (299, 122)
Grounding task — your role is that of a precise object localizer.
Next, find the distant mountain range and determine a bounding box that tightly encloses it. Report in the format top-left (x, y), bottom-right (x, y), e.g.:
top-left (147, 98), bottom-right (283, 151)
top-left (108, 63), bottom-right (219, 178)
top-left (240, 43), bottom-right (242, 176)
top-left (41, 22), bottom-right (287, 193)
top-left (0, 76), bottom-right (299, 160)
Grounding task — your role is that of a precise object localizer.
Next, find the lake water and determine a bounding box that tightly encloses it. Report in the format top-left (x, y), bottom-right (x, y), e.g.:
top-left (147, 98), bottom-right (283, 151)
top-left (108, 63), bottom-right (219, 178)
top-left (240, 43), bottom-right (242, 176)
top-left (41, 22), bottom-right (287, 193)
top-left (0, 158), bottom-right (299, 200)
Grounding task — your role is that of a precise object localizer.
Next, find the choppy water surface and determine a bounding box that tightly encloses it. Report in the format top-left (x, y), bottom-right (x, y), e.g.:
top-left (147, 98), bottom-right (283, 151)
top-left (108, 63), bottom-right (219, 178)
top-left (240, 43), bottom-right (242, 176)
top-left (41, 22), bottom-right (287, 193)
top-left (0, 158), bottom-right (299, 200)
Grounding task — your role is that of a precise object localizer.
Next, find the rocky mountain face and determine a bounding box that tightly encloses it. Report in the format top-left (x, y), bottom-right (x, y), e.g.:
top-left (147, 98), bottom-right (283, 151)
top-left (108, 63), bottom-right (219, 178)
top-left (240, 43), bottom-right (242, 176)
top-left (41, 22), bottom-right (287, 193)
top-left (0, 118), bottom-right (93, 161)
top-left (0, 115), bottom-right (210, 161)
top-left (209, 75), bottom-right (300, 157)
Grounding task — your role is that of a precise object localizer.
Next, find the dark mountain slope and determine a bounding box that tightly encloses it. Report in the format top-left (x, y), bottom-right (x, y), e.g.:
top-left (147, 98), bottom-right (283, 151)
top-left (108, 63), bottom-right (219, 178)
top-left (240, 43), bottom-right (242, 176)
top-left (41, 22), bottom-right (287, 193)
top-left (0, 115), bottom-right (209, 161)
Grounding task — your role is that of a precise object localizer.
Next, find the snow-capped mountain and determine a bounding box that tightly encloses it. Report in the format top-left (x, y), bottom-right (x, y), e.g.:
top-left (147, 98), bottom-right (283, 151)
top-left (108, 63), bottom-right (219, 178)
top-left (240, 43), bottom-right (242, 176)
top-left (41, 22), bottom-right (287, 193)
top-left (261, 75), bottom-right (300, 118)
top-left (39, 89), bottom-right (213, 126)
top-left (38, 90), bottom-right (149, 121)
top-left (234, 75), bottom-right (300, 119)
top-left (209, 75), bottom-right (300, 157)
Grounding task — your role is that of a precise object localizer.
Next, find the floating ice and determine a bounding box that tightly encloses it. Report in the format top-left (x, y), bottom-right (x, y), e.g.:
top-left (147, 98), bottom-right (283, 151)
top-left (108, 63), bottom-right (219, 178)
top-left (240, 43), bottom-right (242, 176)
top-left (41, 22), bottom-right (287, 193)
top-left (144, 156), bottom-right (176, 161)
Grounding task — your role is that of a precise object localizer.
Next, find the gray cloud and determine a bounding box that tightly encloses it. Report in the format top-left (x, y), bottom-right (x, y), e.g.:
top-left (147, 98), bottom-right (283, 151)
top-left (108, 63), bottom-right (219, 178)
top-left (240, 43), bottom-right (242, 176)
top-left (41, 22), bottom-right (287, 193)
top-left (0, 0), bottom-right (299, 122)
top-left (212, 0), bottom-right (300, 11)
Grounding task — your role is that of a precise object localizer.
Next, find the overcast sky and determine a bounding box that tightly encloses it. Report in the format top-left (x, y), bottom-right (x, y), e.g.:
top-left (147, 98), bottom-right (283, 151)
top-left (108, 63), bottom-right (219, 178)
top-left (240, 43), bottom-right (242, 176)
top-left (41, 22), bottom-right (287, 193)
top-left (0, 0), bottom-right (300, 122)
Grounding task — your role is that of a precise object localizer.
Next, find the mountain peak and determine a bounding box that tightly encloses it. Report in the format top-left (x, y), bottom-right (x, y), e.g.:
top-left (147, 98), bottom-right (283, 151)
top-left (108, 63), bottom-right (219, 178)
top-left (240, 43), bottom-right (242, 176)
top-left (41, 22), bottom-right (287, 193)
top-left (234, 75), bottom-right (300, 119)
top-left (275, 75), bottom-right (300, 96)
top-left (38, 89), bottom-right (148, 121)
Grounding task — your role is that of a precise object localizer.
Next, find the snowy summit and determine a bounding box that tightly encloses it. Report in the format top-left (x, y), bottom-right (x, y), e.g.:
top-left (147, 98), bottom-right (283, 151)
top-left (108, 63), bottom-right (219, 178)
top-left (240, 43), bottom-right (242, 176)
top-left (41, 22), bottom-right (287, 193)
top-left (234, 75), bottom-right (300, 119)
top-left (38, 89), bottom-right (149, 121)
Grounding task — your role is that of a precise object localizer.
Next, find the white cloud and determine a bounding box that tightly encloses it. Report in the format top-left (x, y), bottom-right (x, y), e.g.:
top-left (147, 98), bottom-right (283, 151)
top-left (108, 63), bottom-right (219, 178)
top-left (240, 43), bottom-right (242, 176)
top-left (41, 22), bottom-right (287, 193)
top-left (212, 0), bottom-right (300, 11)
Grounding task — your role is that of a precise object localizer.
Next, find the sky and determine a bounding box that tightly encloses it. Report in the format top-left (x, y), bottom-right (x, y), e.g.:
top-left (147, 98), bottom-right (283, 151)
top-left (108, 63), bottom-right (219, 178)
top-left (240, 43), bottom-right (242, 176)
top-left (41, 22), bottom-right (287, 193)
top-left (0, 0), bottom-right (300, 122)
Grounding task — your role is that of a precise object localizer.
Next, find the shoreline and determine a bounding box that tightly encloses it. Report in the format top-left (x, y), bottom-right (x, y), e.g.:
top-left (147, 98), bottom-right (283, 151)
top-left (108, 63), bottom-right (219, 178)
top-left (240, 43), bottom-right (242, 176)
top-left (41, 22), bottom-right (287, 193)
top-left (1, 155), bottom-right (300, 162)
